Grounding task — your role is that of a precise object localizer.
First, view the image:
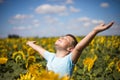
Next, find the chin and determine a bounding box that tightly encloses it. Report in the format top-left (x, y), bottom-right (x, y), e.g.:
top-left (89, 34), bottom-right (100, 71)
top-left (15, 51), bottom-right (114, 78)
top-left (55, 41), bottom-right (60, 45)
top-left (54, 43), bottom-right (62, 49)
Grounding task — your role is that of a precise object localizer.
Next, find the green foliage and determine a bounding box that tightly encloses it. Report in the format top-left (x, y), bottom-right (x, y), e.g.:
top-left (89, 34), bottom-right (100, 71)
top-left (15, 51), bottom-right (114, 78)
top-left (0, 59), bottom-right (25, 80)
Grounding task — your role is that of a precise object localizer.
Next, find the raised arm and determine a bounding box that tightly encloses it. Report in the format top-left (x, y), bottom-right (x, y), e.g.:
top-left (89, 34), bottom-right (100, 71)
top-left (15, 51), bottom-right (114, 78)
top-left (26, 41), bottom-right (46, 57)
top-left (72, 22), bottom-right (114, 63)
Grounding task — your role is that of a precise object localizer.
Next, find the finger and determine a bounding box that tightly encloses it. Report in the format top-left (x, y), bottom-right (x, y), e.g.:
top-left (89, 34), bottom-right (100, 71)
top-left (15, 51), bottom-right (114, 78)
top-left (32, 41), bottom-right (36, 43)
top-left (105, 21), bottom-right (114, 29)
top-left (100, 23), bottom-right (105, 26)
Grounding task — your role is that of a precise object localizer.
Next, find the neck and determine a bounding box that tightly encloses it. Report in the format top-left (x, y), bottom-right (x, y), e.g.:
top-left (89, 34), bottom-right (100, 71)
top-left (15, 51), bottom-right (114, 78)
top-left (55, 49), bottom-right (69, 58)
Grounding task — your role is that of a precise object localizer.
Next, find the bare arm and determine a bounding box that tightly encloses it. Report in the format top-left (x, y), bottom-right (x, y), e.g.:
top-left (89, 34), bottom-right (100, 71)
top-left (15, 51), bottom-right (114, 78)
top-left (26, 41), bottom-right (46, 57)
top-left (72, 22), bottom-right (114, 64)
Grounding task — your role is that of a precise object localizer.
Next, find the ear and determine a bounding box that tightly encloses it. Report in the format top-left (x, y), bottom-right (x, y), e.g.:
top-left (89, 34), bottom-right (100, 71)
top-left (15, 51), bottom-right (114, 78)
top-left (67, 47), bottom-right (74, 52)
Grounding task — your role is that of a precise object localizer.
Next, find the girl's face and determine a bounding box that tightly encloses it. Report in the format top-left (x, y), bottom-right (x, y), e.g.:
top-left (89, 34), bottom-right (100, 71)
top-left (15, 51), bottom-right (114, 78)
top-left (55, 36), bottom-right (73, 50)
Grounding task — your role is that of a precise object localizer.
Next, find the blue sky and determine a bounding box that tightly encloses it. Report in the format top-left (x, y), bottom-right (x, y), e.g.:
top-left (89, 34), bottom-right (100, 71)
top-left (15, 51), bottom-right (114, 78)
top-left (0, 0), bottom-right (120, 38)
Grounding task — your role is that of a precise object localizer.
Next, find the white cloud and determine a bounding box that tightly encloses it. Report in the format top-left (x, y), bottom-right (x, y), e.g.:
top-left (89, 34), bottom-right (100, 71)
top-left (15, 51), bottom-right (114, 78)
top-left (8, 19), bottom-right (25, 24)
top-left (9, 14), bottom-right (35, 25)
top-left (59, 12), bottom-right (69, 16)
top-left (71, 17), bottom-right (104, 27)
top-left (13, 14), bottom-right (34, 20)
top-left (34, 23), bottom-right (40, 27)
top-left (33, 19), bottom-right (39, 23)
top-left (77, 17), bottom-right (90, 22)
top-left (12, 19), bottom-right (40, 30)
top-left (32, 19), bottom-right (40, 27)
top-left (91, 20), bottom-right (104, 24)
top-left (35, 4), bottom-right (67, 15)
top-left (13, 26), bottom-right (33, 30)
top-left (100, 2), bottom-right (109, 8)
top-left (70, 6), bottom-right (80, 13)
top-left (44, 16), bottom-right (59, 24)
top-left (13, 26), bottom-right (26, 30)
top-left (66, 0), bottom-right (73, 4)
top-left (83, 22), bottom-right (91, 27)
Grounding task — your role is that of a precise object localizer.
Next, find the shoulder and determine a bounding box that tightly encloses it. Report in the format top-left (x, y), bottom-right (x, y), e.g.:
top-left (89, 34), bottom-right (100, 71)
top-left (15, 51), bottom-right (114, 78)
top-left (43, 51), bottom-right (55, 61)
top-left (65, 53), bottom-right (75, 64)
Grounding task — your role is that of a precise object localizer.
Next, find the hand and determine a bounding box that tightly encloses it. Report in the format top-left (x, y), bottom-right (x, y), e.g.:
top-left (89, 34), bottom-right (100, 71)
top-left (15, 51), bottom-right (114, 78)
top-left (26, 41), bottom-right (36, 46)
top-left (93, 21), bottom-right (114, 33)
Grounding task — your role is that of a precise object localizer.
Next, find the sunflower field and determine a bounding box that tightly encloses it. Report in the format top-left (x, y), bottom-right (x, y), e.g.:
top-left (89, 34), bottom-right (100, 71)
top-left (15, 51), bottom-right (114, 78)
top-left (0, 36), bottom-right (120, 80)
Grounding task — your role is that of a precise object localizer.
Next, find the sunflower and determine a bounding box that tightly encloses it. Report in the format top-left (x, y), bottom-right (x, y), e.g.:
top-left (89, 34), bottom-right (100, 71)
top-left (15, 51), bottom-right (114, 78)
top-left (13, 44), bottom-right (17, 50)
top-left (27, 48), bottom-right (36, 56)
top-left (22, 45), bottom-right (28, 52)
top-left (0, 49), bottom-right (7, 58)
top-left (0, 57), bottom-right (8, 64)
top-left (116, 60), bottom-right (120, 72)
top-left (28, 63), bottom-right (42, 77)
top-left (12, 51), bottom-right (26, 63)
top-left (17, 72), bottom-right (35, 80)
top-left (26, 56), bottom-right (36, 68)
top-left (18, 70), bottom-right (69, 80)
top-left (74, 65), bottom-right (77, 72)
top-left (83, 55), bottom-right (97, 72)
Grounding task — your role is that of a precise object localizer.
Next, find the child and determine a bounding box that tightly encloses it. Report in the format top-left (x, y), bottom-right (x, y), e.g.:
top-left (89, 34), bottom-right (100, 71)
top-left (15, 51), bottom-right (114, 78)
top-left (26, 22), bottom-right (114, 77)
